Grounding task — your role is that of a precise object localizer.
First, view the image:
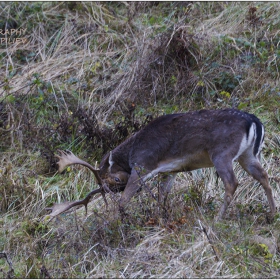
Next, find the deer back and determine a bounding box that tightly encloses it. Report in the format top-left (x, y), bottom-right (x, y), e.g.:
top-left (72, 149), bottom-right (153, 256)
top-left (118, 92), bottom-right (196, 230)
top-left (107, 109), bottom-right (264, 177)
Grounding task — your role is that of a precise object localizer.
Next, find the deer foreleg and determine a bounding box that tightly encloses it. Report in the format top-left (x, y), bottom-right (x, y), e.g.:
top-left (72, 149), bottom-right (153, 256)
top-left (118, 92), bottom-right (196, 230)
top-left (119, 168), bottom-right (143, 211)
top-left (158, 173), bottom-right (176, 206)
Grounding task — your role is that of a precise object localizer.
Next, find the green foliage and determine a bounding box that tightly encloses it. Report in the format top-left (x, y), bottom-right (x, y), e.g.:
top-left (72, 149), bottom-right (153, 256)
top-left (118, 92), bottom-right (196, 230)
top-left (183, 185), bottom-right (202, 206)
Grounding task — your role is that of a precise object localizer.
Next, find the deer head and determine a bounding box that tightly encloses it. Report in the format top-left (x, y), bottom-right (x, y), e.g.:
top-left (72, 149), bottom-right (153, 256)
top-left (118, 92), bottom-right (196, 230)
top-left (46, 109), bottom-right (276, 221)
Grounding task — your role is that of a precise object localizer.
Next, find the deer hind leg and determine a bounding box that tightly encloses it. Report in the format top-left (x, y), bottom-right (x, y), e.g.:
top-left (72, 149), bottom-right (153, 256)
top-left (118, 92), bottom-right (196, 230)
top-left (238, 155), bottom-right (276, 219)
top-left (212, 157), bottom-right (239, 221)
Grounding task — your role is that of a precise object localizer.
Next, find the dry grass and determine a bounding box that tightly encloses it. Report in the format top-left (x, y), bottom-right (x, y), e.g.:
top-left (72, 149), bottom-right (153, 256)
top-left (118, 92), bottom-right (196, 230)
top-left (0, 1), bottom-right (280, 278)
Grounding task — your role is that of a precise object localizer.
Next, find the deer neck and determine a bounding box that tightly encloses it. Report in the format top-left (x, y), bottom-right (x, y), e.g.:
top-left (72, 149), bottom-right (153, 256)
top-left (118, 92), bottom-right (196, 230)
top-left (111, 133), bottom-right (137, 173)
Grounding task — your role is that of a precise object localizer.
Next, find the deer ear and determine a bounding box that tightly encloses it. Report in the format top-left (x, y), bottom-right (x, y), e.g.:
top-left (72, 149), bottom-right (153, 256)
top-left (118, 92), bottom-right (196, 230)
top-left (99, 152), bottom-right (110, 169)
top-left (109, 151), bottom-right (114, 171)
top-left (100, 151), bottom-right (113, 171)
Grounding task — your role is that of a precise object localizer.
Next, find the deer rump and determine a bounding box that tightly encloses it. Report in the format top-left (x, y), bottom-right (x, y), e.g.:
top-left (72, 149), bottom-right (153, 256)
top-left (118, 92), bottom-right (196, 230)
top-left (46, 109), bottom-right (276, 221)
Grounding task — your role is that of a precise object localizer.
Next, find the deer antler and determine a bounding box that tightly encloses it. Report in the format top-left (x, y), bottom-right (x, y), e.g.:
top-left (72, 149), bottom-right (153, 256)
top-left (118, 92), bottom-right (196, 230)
top-left (46, 187), bottom-right (105, 220)
top-left (55, 150), bottom-right (103, 185)
top-left (45, 150), bottom-right (113, 220)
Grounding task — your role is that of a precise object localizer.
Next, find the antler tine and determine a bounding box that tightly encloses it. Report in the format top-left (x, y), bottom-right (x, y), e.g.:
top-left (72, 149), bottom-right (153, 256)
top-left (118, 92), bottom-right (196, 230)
top-left (55, 150), bottom-right (83, 173)
top-left (55, 150), bottom-right (103, 185)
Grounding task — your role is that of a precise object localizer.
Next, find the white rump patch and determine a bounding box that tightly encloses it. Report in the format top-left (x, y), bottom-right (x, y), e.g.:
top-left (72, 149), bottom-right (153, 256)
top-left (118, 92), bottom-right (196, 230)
top-left (256, 125), bottom-right (265, 156)
top-left (233, 122), bottom-right (256, 161)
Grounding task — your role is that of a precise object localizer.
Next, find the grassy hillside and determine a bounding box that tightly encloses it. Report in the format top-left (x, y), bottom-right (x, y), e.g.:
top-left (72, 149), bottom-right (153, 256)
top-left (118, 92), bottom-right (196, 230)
top-left (0, 2), bottom-right (279, 278)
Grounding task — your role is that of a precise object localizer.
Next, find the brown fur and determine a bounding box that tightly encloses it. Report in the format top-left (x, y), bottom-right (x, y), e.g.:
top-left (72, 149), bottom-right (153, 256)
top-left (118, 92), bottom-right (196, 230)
top-left (54, 109), bottom-right (276, 220)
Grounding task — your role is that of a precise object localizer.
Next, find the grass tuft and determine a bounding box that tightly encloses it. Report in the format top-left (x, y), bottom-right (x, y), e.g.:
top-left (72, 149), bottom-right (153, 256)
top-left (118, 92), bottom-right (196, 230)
top-left (0, 2), bottom-right (279, 278)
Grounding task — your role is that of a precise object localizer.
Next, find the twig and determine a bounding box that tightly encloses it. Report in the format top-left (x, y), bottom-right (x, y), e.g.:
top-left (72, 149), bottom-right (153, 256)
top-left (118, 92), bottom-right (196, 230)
top-left (197, 220), bottom-right (220, 262)
top-left (133, 165), bottom-right (170, 218)
top-left (134, 165), bottom-right (158, 201)
top-left (0, 252), bottom-right (14, 279)
top-left (134, 165), bottom-right (167, 209)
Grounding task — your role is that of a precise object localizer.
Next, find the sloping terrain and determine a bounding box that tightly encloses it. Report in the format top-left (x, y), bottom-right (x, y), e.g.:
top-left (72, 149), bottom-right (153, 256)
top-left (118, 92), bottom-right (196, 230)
top-left (0, 2), bottom-right (279, 278)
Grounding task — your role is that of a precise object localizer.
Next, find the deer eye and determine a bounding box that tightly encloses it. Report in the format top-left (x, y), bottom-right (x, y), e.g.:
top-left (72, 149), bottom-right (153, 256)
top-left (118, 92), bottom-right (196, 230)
top-left (114, 177), bottom-right (121, 183)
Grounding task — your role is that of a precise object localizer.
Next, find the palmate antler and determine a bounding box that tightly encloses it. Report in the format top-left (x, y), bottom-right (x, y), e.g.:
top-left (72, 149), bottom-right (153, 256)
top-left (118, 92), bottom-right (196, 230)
top-left (46, 150), bottom-right (111, 219)
top-left (55, 150), bottom-right (103, 185)
top-left (45, 187), bottom-right (104, 218)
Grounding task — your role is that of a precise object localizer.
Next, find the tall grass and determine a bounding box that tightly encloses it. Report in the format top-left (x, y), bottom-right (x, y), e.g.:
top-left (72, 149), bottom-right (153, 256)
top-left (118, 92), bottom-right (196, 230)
top-left (0, 2), bottom-right (280, 278)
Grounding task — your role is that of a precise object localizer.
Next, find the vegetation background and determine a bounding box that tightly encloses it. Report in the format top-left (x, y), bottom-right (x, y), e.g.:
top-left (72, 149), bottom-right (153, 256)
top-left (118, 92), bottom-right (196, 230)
top-left (0, 1), bottom-right (279, 278)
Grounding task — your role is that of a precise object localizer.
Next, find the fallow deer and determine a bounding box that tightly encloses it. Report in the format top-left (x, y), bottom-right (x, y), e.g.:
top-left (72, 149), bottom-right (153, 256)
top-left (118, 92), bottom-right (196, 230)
top-left (47, 108), bottom-right (276, 221)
